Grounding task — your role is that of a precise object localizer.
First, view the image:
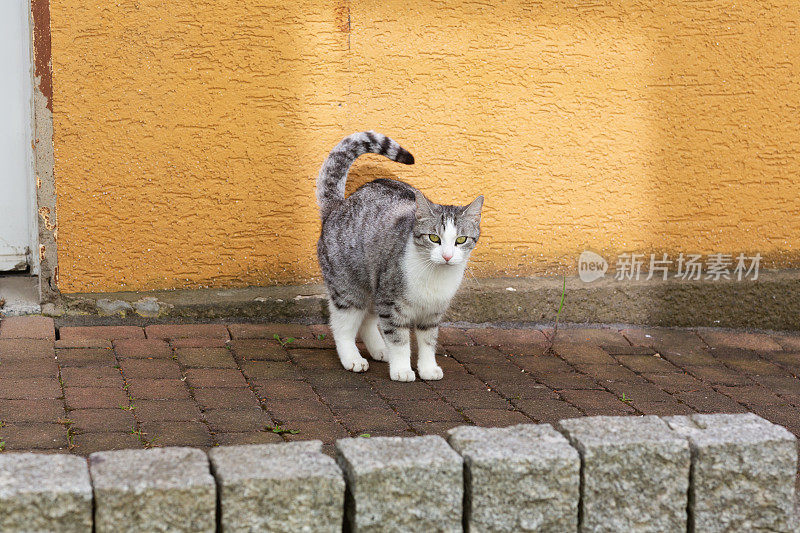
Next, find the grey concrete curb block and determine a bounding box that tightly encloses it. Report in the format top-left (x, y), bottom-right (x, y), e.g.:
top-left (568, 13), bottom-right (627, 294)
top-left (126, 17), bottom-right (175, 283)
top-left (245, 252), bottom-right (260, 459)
top-left (0, 453), bottom-right (92, 532)
top-left (335, 435), bottom-right (463, 532)
top-left (90, 447), bottom-right (216, 533)
top-left (208, 441), bottom-right (344, 532)
top-left (664, 413), bottom-right (798, 533)
top-left (447, 424), bottom-right (580, 532)
top-left (558, 415), bottom-right (692, 532)
top-left (0, 414), bottom-right (796, 532)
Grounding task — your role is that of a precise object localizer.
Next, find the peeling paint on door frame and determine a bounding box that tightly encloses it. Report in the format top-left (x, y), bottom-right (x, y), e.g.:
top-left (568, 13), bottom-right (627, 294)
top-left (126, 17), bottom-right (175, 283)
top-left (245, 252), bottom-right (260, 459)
top-left (30, 0), bottom-right (59, 303)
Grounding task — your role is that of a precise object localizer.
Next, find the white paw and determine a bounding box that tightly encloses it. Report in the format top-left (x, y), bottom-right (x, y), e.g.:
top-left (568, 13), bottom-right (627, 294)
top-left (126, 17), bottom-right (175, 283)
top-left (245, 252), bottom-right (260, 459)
top-left (369, 349), bottom-right (388, 362)
top-left (342, 356), bottom-right (369, 373)
top-left (418, 364), bottom-right (444, 381)
top-left (390, 366), bottom-right (416, 382)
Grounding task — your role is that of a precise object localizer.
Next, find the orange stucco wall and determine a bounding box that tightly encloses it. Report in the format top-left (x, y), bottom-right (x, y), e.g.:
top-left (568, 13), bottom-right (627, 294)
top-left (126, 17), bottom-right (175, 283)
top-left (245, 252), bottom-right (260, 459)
top-left (50, 1), bottom-right (800, 293)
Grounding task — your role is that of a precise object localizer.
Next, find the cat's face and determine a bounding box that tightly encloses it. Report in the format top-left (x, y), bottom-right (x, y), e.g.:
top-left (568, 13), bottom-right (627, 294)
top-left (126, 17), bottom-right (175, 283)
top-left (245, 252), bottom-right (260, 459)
top-left (412, 194), bottom-right (483, 266)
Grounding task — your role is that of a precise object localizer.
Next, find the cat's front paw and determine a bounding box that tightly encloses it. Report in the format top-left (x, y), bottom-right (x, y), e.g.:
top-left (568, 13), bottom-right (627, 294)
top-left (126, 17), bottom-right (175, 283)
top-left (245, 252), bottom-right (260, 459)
top-left (418, 364), bottom-right (443, 381)
top-left (342, 356), bottom-right (369, 373)
top-left (389, 366), bottom-right (416, 382)
top-left (369, 349), bottom-right (388, 362)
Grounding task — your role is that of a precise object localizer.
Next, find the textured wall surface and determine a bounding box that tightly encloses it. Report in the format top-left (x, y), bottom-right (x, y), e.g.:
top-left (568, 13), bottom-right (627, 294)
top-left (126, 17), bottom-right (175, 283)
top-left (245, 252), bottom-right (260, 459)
top-left (50, 1), bottom-right (800, 293)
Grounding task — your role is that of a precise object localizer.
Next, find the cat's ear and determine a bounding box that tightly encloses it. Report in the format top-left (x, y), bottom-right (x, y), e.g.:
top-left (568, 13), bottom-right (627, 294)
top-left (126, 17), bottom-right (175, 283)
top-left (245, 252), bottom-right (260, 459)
top-left (415, 192), bottom-right (435, 220)
top-left (462, 195), bottom-right (484, 220)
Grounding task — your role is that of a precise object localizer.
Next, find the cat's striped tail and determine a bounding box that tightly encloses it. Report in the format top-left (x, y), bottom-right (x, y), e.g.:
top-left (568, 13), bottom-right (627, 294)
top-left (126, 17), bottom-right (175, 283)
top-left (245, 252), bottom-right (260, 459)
top-left (316, 131), bottom-right (414, 219)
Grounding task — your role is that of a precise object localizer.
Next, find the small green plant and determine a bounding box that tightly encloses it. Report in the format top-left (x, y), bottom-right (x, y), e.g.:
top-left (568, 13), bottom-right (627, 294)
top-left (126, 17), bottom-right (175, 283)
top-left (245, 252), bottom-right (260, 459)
top-left (267, 424), bottom-right (300, 435)
top-left (131, 425), bottom-right (157, 448)
top-left (273, 334), bottom-right (296, 347)
top-left (118, 403), bottom-right (136, 411)
top-left (0, 421), bottom-right (6, 429)
top-left (358, 433), bottom-right (371, 438)
top-left (316, 334), bottom-right (327, 341)
top-left (0, 440), bottom-right (5, 452)
top-left (620, 393), bottom-right (633, 403)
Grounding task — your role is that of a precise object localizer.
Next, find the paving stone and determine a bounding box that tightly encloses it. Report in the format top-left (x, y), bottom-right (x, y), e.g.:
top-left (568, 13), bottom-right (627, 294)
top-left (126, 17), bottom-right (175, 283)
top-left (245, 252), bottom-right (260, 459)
top-left (336, 407), bottom-right (411, 434)
top-left (281, 419), bottom-right (350, 443)
top-left (485, 377), bottom-right (560, 400)
top-left (437, 326), bottom-right (472, 345)
top-left (698, 330), bottom-right (783, 352)
top-left (215, 431), bottom-right (285, 446)
top-left (462, 408), bottom-right (532, 427)
top-left (573, 363), bottom-right (640, 382)
top-left (553, 342), bottom-right (617, 365)
top-left (615, 354), bottom-right (682, 373)
top-left (511, 399), bottom-right (582, 423)
top-left (445, 345), bottom-right (505, 364)
top-left (466, 327), bottom-right (547, 346)
top-left (146, 323), bottom-right (229, 340)
top-left (55, 338), bottom-right (113, 349)
top-left (724, 358), bottom-right (787, 376)
top-left (252, 379), bottom-right (316, 399)
top-left (71, 432), bottom-right (143, 455)
top-left (90, 447), bottom-right (216, 532)
top-left (135, 400), bottom-right (203, 422)
top-left (684, 365), bottom-right (752, 386)
top-left (241, 361), bottom-right (301, 380)
top-left (140, 421), bottom-right (213, 447)
top-left (267, 398), bottom-right (332, 421)
top-left (228, 322), bottom-right (314, 339)
top-left (209, 441), bottom-right (344, 532)
top-left (642, 372), bottom-right (711, 393)
top-left (369, 380), bottom-right (440, 400)
top-left (185, 368), bottom-right (248, 388)
top-left (0, 423), bottom-right (67, 450)
top-left (0, 399), bottom-right (65, 423)
top-left (632, 402), bottom-right (696, 416)
top-left (0, 339), bottom-right (54, 359)
top-left (69, 408), bottom-right (137, 433)
top-left (192, 386), bottom-right (261, 410)
top-left (170, 337), bottom-right (229, 348)
top-left (120, 358), bottom-right (182, 380)
top-left (511, 354), bottom-right (575, 374)
top-left (0, 453), bottom-right (92, 532)
top-left (557, 415), bottom-right (690, 532)
top-left (230, 339), bottom-right (289, 361)
top-left (424, 372), bottom-right (488, 391)
top-left (390, 399), bottom-right (465, 422)
top-left (665, 413), bottom-right (797, 532)
top-left (56, 347), bottom-right (117, 368)
top-left (0, 358), bottom-right (59, 378)
top-left (60, 366), bottom-right (122, 387)
top-left (552, 327), bottom-right (631, 347)
top-left (622, 328), bottom-right (707, 356)
top-left (175, 347), bottom-right (237, 368)
top-left (64, 387), bottom-right (128, 410)
top-left (113, 338), bottom-right (172, 358)
top-left (409, 420), bottom-right (466, 438)
top-left (560, 389), bottom-right (636, 415)
top-left (204, 408), bottom-right (272, 432)
top-left (126, 378), bottom-right (192, 400)
top-left (673, 390), bottom-right (749, 414)
top-left (534, 372), bottom-right (602, 390)
top-left (772, 334), bottom-right (800, 351)
top-left (439, 388), bottom-right (511, 410)
top-left (60, 326), bottom-right (144, 341)
top-left (0, 316), bottom-right (55, 340)
top-left (336, 435), bottom-right (463, 532)
top-left (0, 378), bottom-right (61, 400)
top-left (315, 387), bottom-right (388, 409)
top-left (448, 424), bottom-right (580, 532)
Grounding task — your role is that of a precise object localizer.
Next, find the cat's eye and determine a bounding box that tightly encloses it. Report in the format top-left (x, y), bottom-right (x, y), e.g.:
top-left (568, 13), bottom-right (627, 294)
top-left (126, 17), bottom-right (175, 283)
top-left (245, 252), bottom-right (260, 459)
top-left (428, 234), bottom-right (441, 244)
top-left (455, 236), bottom-right (467, 245)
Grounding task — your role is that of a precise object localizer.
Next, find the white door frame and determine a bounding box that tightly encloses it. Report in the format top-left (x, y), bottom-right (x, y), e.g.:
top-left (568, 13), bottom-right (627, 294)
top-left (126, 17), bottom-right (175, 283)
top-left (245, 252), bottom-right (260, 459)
top-left (0, 0), bottom-right (38, 274)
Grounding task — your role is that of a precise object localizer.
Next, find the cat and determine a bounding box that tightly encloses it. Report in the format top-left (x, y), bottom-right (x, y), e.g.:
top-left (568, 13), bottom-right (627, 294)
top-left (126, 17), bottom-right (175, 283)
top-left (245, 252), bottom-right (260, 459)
top-left (316, 131), bottom-right (483, 381)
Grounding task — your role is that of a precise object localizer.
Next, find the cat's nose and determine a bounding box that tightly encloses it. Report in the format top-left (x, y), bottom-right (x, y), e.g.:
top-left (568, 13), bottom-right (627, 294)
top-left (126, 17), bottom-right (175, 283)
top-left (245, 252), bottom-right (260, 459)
top-left (442, 251), bottom-right (453, 262)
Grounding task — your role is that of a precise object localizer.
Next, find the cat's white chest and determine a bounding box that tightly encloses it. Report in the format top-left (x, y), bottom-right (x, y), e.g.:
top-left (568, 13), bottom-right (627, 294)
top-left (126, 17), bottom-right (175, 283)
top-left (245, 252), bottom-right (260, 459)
top-left (401, 243), bottom-right (465, 318)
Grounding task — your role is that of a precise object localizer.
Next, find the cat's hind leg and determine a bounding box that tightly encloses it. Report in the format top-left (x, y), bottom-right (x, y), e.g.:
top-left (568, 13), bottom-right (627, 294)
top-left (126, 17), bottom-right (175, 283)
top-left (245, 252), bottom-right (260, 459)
top-left (328, 303), bottom-right (369, 372)
top-left (359, 313), bottom-right (388, 362)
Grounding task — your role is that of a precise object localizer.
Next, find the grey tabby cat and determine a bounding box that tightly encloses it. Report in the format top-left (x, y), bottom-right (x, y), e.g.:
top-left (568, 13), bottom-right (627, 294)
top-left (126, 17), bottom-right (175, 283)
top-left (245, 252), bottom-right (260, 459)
top-left (317, 131), bottom-right (483, 381)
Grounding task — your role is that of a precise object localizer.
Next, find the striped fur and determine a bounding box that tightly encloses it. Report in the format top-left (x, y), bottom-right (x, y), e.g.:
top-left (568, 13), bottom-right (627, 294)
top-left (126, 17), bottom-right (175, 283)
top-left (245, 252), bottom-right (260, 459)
top-left (316, 131), bottom-right (414, 219)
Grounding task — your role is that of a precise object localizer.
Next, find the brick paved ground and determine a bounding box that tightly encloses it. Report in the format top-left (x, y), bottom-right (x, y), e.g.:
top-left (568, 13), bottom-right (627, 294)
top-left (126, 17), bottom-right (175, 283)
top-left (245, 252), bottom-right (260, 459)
top-left (0, 316), bottom-right (799, 458)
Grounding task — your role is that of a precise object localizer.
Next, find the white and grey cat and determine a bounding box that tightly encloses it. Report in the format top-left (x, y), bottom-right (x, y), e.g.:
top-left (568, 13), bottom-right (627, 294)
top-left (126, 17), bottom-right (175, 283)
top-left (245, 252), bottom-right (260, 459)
top-left (316, 131), bottom-right (483, 381)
